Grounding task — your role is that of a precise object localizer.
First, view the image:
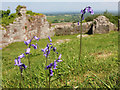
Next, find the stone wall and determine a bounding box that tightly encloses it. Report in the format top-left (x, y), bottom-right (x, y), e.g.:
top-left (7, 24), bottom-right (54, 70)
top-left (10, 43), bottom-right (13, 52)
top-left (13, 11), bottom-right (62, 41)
top-left (0, 11), bottom-right (55, 48)
top-left (55, 15), bottom-right (117, 36)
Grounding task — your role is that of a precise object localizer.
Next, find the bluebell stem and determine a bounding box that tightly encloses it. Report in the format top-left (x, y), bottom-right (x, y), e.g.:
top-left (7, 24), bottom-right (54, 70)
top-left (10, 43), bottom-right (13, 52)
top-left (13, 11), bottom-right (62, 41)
top-left (14, 56), bottom-right (27, 88)
top-left (79, 6), bottom-right (94, 63)
top-left (41, 36), bottom-right (61, 88)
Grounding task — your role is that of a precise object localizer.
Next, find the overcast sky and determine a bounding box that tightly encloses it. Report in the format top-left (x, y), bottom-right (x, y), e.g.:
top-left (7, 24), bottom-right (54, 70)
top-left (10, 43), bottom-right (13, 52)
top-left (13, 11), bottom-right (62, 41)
top-left (0, 0), bottom-right (119, 13)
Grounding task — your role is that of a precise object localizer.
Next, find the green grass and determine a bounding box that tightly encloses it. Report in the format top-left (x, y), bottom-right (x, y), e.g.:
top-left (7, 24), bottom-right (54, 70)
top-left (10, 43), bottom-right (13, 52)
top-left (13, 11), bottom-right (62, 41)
top-left (2, 31), bottom-right (119, 88)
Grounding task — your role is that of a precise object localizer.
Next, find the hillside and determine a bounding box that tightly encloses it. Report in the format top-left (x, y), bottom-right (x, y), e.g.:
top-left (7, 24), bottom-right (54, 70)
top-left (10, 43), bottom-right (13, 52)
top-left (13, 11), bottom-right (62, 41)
top-left (2, 31), bottom-right (119, 88)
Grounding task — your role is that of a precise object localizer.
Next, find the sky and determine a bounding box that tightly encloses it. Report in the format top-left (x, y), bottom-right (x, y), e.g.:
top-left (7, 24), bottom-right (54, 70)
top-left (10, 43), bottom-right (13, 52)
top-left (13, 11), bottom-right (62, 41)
top-left (0, 0), bottom-right (119, 14)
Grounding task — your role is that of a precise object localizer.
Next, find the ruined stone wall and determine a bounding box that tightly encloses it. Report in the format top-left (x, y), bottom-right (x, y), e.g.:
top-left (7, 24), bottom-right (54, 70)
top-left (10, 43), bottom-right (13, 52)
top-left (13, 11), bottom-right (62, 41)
top-left (55, 15), bottom-right (117, 36)
top-left (55, 21), bottom-right (93, 36)
top-left (0, 14), bottom-right (55, 48)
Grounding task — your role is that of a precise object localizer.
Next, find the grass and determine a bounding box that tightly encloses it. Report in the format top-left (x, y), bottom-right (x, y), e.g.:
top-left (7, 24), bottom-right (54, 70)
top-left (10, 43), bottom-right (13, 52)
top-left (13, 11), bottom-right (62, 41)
top-left (2, 31), bottom-right (119, 88)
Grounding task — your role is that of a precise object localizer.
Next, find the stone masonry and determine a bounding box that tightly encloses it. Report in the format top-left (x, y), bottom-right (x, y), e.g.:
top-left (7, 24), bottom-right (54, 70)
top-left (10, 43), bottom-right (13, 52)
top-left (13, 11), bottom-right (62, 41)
top-left (0, 6), bottom-right (55, 48)
top-left (55, 15), bottom-right (117, 36)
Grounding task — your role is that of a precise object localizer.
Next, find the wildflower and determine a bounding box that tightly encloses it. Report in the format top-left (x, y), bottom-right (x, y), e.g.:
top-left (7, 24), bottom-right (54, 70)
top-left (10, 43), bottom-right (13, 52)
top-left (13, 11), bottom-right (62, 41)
top-left (81, 6), bottom-right (94, 20)
top-left (53, 60), bottom-right (57, 69)
top-left (53, 47), bottom-right (56, 52)
top-left (41, 44), bottom-right (50, 57)
top-left (18, 53), bottom-right (25, 59)
top-left (49, 68), bottom-right (53, 76)
top-left (57, 54), bottom-right (62, 62)
top-left (24, 40), bottom-right (31, 45)
top-left (34, 36), bottom-right (39, 41)
top-left (48, 36), bottom-right (52, 42)
top-left (14, 58), bottom-right (27, 69)
top-left (25, 48), bottom-right (30, 54)
top-left (46, 63), bottom-right (53, 69)
top-left (0, 48), bottom-right (2, 50)
top-left (31, 44), bottom-right (38, 49)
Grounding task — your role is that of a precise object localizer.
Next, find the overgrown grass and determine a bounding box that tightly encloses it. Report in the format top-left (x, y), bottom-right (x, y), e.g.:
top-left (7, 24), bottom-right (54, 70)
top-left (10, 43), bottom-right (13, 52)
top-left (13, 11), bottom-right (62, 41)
top-left (2, 31), bottom-right (119, 88)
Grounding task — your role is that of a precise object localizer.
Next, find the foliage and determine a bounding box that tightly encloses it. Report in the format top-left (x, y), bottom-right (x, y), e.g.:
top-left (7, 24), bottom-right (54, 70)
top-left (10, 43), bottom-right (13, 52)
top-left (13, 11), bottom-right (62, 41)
top-left (26, 10), bottom-right (43, 16)
top-left (16, 5), bottom-right (25, 16)
top-left (2, 31), bottom-right (119, 88)
top-left (85, 14), bottom-right (100, 22)
top-left (103, 10), bottom-right (119, 26)
top-left (1, 13), bottom-right (17, 26)
top-left (0, 9), bottom-right (10, 18)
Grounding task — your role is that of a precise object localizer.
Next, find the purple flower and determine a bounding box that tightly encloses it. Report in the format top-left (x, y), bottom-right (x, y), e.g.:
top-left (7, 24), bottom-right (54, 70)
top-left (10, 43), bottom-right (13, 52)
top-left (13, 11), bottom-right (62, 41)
top-left (50, 46), bottom-right (53, 49)
top-left (53, 61), bottom-right (57, 69)
top-left (49, 68), bottom-right (53, 76)
top-left (24, 40), bottom-right (31, 45)
top-left (58, 54), bottom-right (61, 60)
top-left (34, 36), bottom-right (39, 41)
top-left (53, 47), bottom-right (56, 52)
top-left (81, 6), bottom-right (94, 20)
top-left (50, 43), bottom-right (52, 45)
top-left (31, 44), bottom-right (37, 49)
top-left (48, 36), bottom-right (52, 42)
top-left (57, 54), bottom-right (62, 62)
top-left (90, 10), bottom-right (94, 15)
top-left (25, 48), bottom-right (30, 54)
top-left (0, 48), bottom-right (2, 50)
top-left (78, 22), bottom-right (79, 25)
top-left (20, 64), bottom-right (27, 69)
top-left (81, 10), bottom-right (84, 14)
top-left (14, 59), bottom-right (18, 66)
top-left (46, 63), bottom-right (53, 69)
top-left (14, 58), bottom-right (27, 69)
top-left (41, 47), bottom-right (48, 53)
top-left (18, 53), bottom-right (25, 59)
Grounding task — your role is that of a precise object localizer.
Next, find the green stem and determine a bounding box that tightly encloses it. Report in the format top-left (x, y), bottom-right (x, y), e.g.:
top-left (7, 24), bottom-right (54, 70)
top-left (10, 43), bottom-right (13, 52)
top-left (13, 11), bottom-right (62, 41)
top-left (49, 69), bottom-right (51, 89)
top-left (79, 20), bottom-right (83, 64)
top-left (46, 57), bottom-right (48, 87)
top-left (20, 68), bottom-right (23, 88)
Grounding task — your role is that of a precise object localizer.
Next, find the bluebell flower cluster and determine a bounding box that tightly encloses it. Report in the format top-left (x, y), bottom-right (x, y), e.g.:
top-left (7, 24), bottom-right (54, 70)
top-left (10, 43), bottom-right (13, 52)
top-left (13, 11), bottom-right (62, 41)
top-left (42, 36), bottom-right (62, 76)
top-left (41, 36), bottom-right (58, 58)
top-left (14, 53), bottom-right (27, 72)
top-left (14, 36), bottom-right (39, 71)
top-left (45, 54), bottom-right (62, 76)
top-left (80, 6), bottom-right (94, 21)
top-left (24, 36), bottom-right (39, 54)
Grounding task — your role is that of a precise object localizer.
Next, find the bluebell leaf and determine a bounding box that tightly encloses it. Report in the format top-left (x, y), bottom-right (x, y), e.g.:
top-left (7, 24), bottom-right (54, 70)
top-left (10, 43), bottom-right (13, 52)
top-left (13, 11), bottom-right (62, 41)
top-left (24, 40), bottom-right (31, 45)
top-left (48, 36), bottom-right (52, 42)
top-left (34, 36), bottom-right (39, 41)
